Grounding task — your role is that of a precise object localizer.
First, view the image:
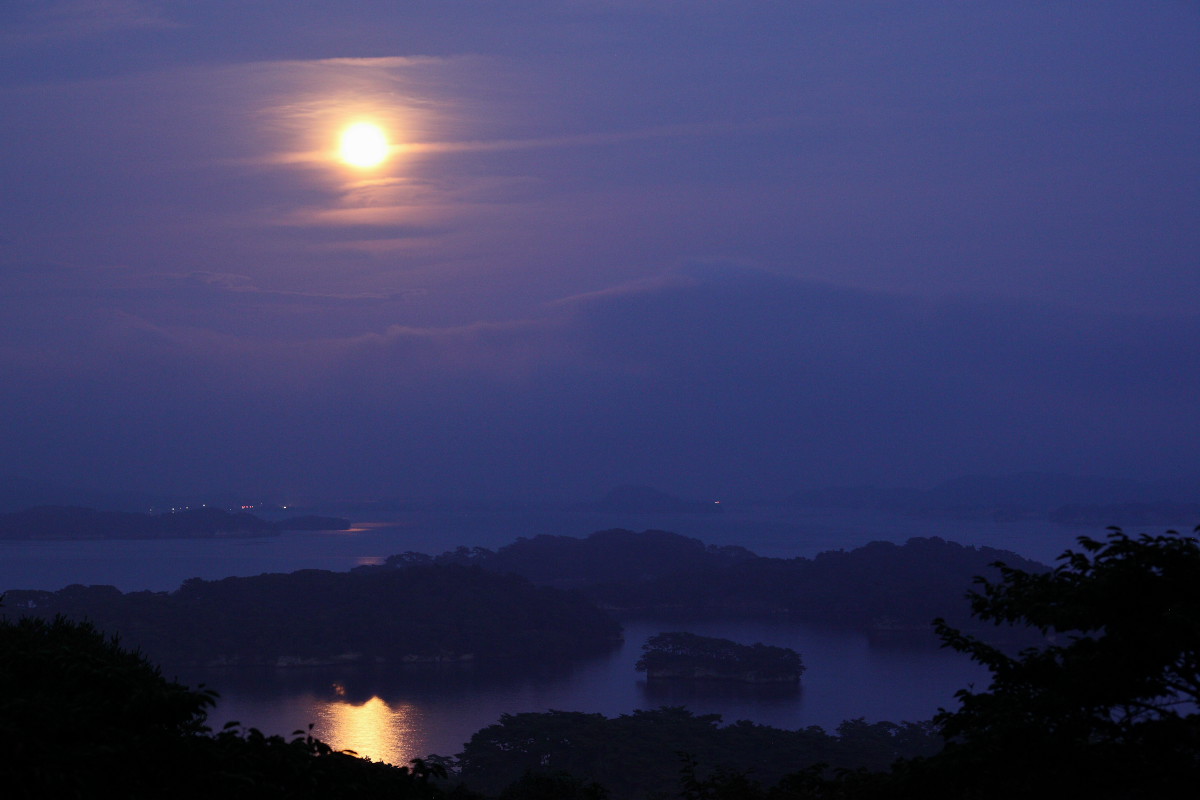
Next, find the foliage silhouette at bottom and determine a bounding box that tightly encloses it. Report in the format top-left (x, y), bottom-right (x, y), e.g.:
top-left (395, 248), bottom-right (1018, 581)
top-left (0, 614), bottom-right (452, 798)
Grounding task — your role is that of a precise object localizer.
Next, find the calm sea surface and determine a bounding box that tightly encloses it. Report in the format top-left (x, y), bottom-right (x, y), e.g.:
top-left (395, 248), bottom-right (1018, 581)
top-left (1, 507), bottom-right (1090, 765)
top-left (187, 617), bottom-right (989, 766)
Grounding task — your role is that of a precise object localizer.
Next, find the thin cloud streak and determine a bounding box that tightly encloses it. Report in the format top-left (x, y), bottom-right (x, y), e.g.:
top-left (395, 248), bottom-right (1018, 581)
top-left (399, 115), bottom-right (810, 155)
top-left (0, 0), bottom-right (181, 45)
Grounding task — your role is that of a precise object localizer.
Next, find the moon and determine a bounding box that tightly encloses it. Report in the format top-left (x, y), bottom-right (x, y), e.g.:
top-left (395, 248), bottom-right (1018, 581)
top-left (338, 122), bottom-right (390, 168)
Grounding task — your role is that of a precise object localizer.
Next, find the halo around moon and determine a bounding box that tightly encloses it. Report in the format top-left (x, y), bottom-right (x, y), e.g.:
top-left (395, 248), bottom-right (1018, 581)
top-left (339, 122), bottom-right (390, 168)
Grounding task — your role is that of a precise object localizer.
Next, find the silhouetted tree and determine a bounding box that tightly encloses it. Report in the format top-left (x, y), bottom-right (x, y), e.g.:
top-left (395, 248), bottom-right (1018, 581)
top-left (496, 769), bottom-right (608, 799)
top-left (905, 527), bottom-right (1200, 798)
top-left (0, 613), bottom-right (450, 798)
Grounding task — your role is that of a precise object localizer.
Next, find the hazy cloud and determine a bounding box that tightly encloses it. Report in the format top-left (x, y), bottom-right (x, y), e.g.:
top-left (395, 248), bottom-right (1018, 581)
top-left (3, 267), bottom-right (1197, 498)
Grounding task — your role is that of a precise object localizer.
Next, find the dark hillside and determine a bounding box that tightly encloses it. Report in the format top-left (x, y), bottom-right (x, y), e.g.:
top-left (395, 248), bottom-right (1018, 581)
top-left (5, 565), bottom-right (621, 667)
top-left (403, 531), bottom-right (1047, 634)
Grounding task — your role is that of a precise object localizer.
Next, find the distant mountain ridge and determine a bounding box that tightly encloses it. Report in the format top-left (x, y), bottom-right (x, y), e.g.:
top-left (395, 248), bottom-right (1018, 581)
top-left (0, 476), bottom-right (173, 514)
top-left (7, 472), bottom-right (1198, 529)
top-left (0, 476), bottom-right (273, 515)
top-left (573, 485), bottom-right (723, 514)
top-left (790, 472), bottom-right (1200, 527)
top-left (0, 506), bottom-right (349, 540)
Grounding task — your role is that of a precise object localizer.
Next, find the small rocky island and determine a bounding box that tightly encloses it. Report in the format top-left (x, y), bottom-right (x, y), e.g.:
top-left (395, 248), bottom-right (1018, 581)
top-left (636, 631), bottom-right (804, 684)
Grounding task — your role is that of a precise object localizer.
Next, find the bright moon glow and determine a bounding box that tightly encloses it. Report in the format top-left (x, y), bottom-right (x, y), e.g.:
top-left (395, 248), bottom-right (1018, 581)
top-left (339, 122), bottom-right (390, 168)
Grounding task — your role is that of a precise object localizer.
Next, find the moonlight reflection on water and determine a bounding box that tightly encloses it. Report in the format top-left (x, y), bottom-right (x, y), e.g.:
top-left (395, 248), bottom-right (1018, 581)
top-left (317, 693), bottom-right (422, 765)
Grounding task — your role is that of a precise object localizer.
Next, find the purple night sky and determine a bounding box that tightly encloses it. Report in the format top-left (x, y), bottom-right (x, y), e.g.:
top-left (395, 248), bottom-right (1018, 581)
top-left (1, 1), bottom-right (1197, 503)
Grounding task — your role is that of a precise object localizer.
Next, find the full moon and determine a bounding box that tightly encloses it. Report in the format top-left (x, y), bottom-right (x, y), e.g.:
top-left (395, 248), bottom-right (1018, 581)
top-left (338, 122), bottom-right (390, 168)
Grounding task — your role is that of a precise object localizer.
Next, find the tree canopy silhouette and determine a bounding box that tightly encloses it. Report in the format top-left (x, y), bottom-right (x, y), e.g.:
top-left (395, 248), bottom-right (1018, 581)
top-left (0, 613), bottom-right (454, 798)
top-left (914, 526), bottom-right (1200, 797)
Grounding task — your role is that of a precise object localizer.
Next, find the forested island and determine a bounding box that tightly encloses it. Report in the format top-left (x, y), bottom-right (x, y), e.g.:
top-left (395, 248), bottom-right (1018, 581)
top-left (361, 529), bottom-right (1048, 637)
top-left (1, 526), bottom-right (1054, 671)
top-left (4, 565), bottom-right (620, 667)
top-left (2, 528), bottom-right (1048, 671)
top-left (636, 632), bottom-right (803, 683)
top-left (0, 505), bottom-right (349, 540)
